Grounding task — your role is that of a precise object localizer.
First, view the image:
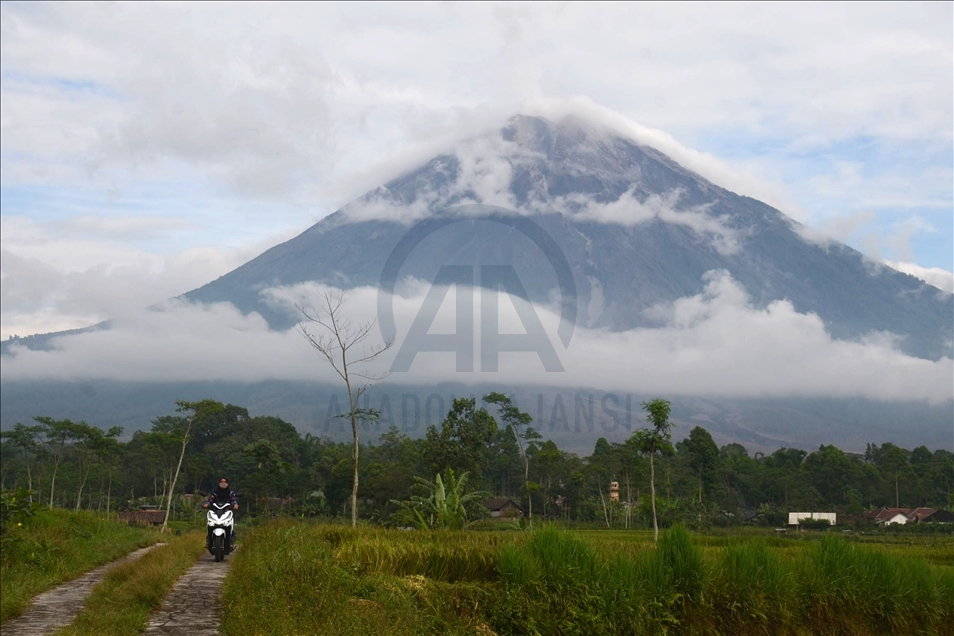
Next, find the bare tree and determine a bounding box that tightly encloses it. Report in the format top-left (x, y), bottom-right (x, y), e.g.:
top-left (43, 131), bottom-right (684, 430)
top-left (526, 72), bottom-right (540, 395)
top-left (298, 291), bottom-right (393, 528)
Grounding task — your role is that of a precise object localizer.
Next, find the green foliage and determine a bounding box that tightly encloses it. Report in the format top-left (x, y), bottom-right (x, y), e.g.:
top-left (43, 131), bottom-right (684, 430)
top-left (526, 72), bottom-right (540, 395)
top-left (0, 509), bottom-right (161, 624)
top-left (657, 524), bottom-right (705, 604)
top-left (421, 399), bottom-right (497, 484)
top-left (392, 468), bottom-right (489, 530)
top-left (714, 539), bottom-right (793, 630)
top-left (3, 396), bottom-right (953, 533)
top-left (0, 488), bottom-right (38, 538)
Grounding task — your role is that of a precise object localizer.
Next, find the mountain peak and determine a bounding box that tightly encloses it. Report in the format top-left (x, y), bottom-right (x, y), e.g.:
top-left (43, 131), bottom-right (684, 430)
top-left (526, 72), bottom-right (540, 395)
top-left (182, 104), bottom-right (952, 363)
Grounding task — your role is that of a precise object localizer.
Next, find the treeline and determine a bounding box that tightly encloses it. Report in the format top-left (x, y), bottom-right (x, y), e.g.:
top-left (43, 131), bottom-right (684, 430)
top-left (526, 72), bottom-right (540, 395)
top-left (1, 395), bottom-right (952, 527)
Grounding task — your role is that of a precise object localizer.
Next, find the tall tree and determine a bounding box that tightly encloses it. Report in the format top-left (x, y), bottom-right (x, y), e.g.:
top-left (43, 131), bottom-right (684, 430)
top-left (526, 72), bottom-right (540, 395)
top-left (422, 398), bottom-right (497, 483)
top-left (682, 426), bottom-right (719, 504)
top-left (298, 291), bottom-right (393, 527)
top-left (243, 438), bottom-right (292, 516)
top-left (873, 443), bottom-right (910, 508)
top-left (72, 424), bottom-right (123, 512)
top-left (162, 400), bottom-right (224, 531)
top-left (0, 424), bottom-right (42, 501)
top-left (484, 392), bottom-right (539, 528)
top-left (34, 417), bottom-right (87, 510)
top-left (629, 398), bottom-right (674, 542)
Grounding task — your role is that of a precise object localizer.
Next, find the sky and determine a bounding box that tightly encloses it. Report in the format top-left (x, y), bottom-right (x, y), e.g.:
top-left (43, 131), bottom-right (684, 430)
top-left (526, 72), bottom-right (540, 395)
top-left (1, 2), bottom-right (952, 403)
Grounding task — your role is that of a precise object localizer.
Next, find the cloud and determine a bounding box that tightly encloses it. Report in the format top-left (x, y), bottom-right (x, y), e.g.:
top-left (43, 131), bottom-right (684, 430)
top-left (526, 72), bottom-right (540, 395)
top-left (4, 273), bottom-right (950, 405)
top-left (2, 3), bottom-right (950, 340)
top-left (339, 122), bottom-right (744, 255)
top-left (885, 261), bottom-right (954, 294)
top-left (558, 189), bottom-right (743, 255)
top-left (0, 214), bottom-right (303, 339)
top-left (3, 4), bottom-right (949, 196)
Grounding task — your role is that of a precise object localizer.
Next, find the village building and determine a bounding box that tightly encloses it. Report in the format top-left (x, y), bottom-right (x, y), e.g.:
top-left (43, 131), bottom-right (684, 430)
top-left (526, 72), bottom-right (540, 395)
top-left (787, 512), bottom-right (837, 526)
top-left (907, 507), bottom-right (937, 523)
top-left (485, 497), bottom-right (522, 519)
top-left (864, 508), bottom-right (912, 525)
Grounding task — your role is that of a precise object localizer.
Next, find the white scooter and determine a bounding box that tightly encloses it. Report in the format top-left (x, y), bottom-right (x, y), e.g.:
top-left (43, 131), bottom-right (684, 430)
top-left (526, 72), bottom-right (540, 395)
top-left (206, 502), bottom-right (235, 562)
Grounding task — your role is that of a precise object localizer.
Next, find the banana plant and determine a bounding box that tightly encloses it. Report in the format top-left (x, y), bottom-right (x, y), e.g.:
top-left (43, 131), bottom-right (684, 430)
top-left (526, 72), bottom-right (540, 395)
top-left (393, 468), bottom-right (489, 530)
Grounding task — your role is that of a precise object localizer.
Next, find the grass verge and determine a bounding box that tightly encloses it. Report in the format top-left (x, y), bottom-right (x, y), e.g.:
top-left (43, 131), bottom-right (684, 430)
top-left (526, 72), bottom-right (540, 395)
top-left (0, 509), bottom-right (163, 624)
top-left (52, 532), bottom-right (205, 636)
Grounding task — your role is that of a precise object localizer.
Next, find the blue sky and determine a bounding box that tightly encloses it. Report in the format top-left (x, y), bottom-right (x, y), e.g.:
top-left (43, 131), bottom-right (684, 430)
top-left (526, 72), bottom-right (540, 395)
top-left (1, 2), bottom-right (952, 339)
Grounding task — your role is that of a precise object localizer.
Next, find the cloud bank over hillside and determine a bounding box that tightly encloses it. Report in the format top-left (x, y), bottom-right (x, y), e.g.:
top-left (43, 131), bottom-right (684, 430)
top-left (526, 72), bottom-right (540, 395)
top-left (3, 273), bottom-right (950, 405)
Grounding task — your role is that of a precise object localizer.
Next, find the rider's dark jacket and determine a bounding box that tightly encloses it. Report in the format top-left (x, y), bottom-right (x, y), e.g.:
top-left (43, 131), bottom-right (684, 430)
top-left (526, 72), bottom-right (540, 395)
top-left (207, 487), bottom-right (237, 507)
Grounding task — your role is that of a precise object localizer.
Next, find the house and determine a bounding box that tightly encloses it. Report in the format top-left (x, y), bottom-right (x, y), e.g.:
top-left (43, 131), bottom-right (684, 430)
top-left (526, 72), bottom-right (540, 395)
top-left (485, 497), bottom-right (522, 519)
top-left (907, 507), bottom-right (937, 523)
top-left (864, 508), bottom-right (912, 525)
top-left (788, 512), bottom-right (836, 526)
top-left (918, 509), bottom-right (954, 524)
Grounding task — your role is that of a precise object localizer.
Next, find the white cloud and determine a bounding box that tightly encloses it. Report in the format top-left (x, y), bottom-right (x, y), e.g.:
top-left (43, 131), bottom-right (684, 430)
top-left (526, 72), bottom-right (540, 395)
top-left (885, 261), bottom-right (954, 294)
top-left (559, 189), bottom-right (743, 255)
top-left (1, 2), bottom-right (950, 339)
top-left (3, 273), bottom-right (950, 405)
top-left (339, 122), bottom-right (744, 256)
top-left (0, 215), bottom-right (306, 339)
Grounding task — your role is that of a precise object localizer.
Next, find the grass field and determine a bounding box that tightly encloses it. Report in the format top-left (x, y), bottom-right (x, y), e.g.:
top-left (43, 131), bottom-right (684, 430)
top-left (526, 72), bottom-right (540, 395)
top-left (221, 521), bottom-right (954, 636)
top-left (0, 509), bottom-right (164, 624)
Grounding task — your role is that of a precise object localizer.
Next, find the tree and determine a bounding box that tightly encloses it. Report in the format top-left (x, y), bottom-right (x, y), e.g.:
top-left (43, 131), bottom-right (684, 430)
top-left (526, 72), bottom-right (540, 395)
top-left (298, 291), bottom-right (393, 527)
top-left (243, 438), bottom-right (292, 516)
top-left (0, 424), bottom-right (42, 501)
top-left (682, 426), bottom-right (719, 504)
top-left (34, 417), bottom-right (87, 510)
top-left (484, 392), bottom-right (540, 528)
top-left (874, 443), bottom-right (910, 508)
top-left (422, 398), bottom-right (497, 483)
top-left (162, 400), bottom-right (224, 531)
top-left (72, 424), bottom-right (123, 512)
top-left (802, 444), bottom-right (852, 505)
top-left (628, 398), bottom-right (674, 543)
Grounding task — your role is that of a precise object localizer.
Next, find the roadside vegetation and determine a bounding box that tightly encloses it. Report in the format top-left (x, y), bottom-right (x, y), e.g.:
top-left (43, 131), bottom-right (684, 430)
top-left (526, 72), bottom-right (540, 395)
top-left (53, 531), bottom-right (205, 636)
top-left (222, 520), bottom-right (954, 636)
top-left (0, 506), bottom-right (162, 624)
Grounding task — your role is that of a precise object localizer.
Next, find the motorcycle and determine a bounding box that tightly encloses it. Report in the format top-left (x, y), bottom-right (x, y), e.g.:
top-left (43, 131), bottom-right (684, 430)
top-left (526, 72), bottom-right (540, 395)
top-left (206, 501), bottom-right (235, 562)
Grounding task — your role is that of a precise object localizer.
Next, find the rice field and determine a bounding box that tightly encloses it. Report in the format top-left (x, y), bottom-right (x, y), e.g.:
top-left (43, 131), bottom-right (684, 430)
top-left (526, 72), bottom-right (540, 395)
top-left (220, 521), bottom-right (954, 636)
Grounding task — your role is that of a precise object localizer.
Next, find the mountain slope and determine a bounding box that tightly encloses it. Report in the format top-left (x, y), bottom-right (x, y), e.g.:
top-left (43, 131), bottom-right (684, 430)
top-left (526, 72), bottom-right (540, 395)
top-left (185, 115), bottom-right (952, 360)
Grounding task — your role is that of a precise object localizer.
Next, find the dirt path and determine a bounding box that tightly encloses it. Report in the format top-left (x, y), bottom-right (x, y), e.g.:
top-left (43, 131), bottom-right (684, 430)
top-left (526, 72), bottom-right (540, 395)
top-left (2, 544), bottom-right (164, 636)
top-left (142, 549), bottom-right (234, 636)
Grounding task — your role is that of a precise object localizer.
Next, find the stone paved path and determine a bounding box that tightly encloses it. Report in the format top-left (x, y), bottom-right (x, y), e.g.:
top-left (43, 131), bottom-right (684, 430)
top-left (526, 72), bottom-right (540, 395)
top-left (2, 543), bottom-right (164, 636)
top-left (142, 549), bottom-right (234, 636)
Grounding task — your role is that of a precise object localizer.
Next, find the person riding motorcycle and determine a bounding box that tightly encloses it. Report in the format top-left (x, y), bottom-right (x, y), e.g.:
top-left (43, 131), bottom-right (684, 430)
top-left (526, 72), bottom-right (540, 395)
top-left (203, 476), bottom-right (238, 548)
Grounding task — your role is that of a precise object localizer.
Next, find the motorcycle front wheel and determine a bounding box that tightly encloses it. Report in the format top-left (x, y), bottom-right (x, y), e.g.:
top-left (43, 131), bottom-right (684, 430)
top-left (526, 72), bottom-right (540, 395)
top-left (214, 535), bottom-right (225, 562)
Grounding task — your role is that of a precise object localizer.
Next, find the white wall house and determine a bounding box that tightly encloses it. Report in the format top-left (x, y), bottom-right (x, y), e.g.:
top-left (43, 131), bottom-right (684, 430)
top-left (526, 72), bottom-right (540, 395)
top-left (882, 512), bottom-right (908, 525)
top-left (788, 512), bottom-right (837, 526)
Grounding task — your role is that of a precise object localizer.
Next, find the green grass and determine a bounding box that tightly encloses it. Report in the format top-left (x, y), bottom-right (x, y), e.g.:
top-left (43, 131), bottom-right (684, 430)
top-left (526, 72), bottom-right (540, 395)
top-left (0, 509), bottom-right (163, 624)
top-left (221, 521), bottom-right (954, 636)
top-left (52, 532), bottom-right (206, 636)
top-left (221, 521), bottom-right (498, 635)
